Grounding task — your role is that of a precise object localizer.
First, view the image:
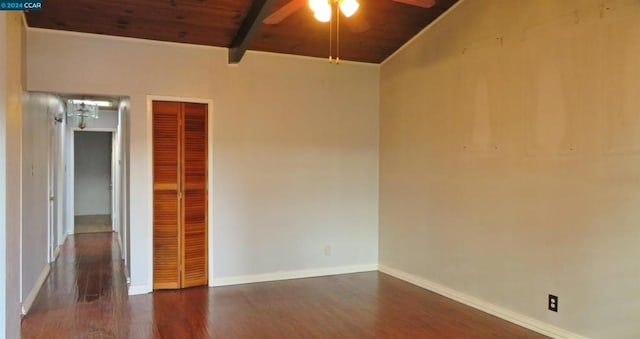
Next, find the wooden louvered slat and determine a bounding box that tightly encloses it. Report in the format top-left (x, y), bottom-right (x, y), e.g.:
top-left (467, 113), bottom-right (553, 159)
top-left (152, 101), bottom-right (181, 290)
top-left (181, 103), bottom-right (208, 288)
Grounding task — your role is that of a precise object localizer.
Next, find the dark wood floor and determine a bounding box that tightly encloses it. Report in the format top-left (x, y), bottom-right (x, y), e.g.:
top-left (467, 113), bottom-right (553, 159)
top-left (22, 233), bottom-right (547, 338)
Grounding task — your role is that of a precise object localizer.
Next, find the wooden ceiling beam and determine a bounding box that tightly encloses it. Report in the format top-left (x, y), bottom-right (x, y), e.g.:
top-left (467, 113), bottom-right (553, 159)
top-left (229, 0), bottom-right (277, 64)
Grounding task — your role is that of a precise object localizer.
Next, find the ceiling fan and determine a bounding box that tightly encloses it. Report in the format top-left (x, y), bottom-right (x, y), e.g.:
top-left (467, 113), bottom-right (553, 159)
top-left (263, 0), bottom-right (437, 33)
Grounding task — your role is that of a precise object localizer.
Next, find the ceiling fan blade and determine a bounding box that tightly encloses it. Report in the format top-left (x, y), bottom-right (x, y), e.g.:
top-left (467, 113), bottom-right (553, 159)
top-left (391, 0), bottom-right (436, 8)
top-left (346, 12), bottom-right (370, 33)
top-left (263, 0), bottom-right (307, 25)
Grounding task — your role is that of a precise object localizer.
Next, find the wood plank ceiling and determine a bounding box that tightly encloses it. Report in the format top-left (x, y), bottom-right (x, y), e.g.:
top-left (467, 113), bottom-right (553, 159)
top-left (25, 0), bottom-right (458, 64)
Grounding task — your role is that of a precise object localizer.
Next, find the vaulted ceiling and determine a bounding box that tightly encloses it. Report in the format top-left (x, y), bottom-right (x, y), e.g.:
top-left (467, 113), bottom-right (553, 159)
top-left (25, 0), bottom-right (458, 64)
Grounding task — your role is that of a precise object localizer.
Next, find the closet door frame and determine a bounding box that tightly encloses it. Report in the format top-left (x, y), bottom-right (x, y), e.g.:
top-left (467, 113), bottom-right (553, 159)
top-left (147, 95), bottom-right (214, 290)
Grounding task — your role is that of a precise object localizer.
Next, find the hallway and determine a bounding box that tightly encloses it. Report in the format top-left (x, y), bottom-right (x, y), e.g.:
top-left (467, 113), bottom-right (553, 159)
top-left (21, 233), bottom-right (546, 339)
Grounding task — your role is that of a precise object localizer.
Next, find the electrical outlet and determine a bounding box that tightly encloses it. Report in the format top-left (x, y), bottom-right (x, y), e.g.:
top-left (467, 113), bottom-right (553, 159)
top-left (548, 294), bottom-right (558, 312)
top-left (324, 245), bottom-right (331, 256)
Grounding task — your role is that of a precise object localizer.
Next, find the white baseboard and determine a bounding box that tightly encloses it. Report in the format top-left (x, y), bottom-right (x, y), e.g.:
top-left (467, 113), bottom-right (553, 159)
top-left (51, 234), bottom-right (67, 263)
top-left (22, 263), bottom-right (51, 315)
top-left (128, 284), bottom-right (152, 295)
top-left (60, 232), bottom-right (68, 246)
top-left (378, 265), bottom-right (586, 339)
top-left (53, 245), bottom-right (61, 260)
top-left (211, 264), bottom-right (378, 287)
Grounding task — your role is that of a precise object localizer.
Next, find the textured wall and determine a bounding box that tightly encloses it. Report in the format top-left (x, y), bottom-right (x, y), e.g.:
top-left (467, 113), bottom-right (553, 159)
top-left (380, 0), bottom-right (640, 337)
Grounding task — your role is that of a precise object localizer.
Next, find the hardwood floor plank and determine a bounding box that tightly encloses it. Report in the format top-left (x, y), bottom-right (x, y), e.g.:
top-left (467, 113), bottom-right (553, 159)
top-left (22, 233), bottom-right (548, 338)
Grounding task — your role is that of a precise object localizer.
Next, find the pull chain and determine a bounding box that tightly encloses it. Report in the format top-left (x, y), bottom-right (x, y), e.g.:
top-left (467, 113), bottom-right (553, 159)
top-left (327, 1), bottom-right (342, 65)
top-left (336, 1), bottom-right (340, 64)
top-left (329, 4), bottom-right (333, 63)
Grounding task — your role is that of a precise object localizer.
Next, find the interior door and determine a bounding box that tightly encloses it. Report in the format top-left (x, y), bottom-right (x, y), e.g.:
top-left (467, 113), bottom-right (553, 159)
top-left (152, 101), bottom-right (181, 289)
top-left (181, 103), bottom-right (208, 288)
top-left (152, 100), bottom-right (208, 289)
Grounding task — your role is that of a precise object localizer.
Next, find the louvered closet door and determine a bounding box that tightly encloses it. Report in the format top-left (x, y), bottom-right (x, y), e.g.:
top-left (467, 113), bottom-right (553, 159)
top-left (152, 101), bottom-right (181, 289)
top-left (153, 101), bottom-right (208, 290)
top-left (181, 103), bottom-right (208, 287)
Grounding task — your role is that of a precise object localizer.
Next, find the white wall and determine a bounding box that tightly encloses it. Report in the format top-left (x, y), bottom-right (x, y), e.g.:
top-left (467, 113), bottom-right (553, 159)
top-left (0, 11), bottom-right (25, 339)
top-left (27, 29), bottom-right (380, 291)
top-left (21, 92), bottom-right (65, 311)
top-left (22, 92), bottom-right (49, 294)
top-left (380, 0), bottom-right (640, 338)
top-left (74, 131), bottom-right (112, 216)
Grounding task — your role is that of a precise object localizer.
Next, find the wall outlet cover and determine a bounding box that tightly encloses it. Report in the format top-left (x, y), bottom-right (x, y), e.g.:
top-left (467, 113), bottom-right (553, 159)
top-left (548, 294), bottom-right (558, 312)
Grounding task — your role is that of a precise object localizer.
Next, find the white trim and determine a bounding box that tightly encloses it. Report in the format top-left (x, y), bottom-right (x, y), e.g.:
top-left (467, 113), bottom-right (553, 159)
top-left (146, 95), bottom-right (215, 290)
top-left (378, 265), bottom-right (586, 339)
top-left (211, 264), bottom-right (378, 287)
top-left (52, 243), bottom-right (61, 260)
top-left (21, 263), bottom-right (51, 315)
top-left (128, 284), bottom-right (152, 296)
top-left (53, 233), bottom-right (67, 260)
top-left (65, 123), bottom-right (74, 235)
top-left (115, 231), bottom-right (123, 258)
top-left (381, 0), bottom-right (467, 65)
top-left (146, 97), bottom-right (153, 292)
top-left (111, 131), bottom-right (118, 234)
top-left (207, 99), bottom-right (214, 286)
top-left (147, 95), bottom-right (212, 105)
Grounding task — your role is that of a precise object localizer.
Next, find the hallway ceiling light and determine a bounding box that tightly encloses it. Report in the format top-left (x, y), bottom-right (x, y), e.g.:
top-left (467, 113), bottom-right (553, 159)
top-left (67, 100), bottom-right (99, 129)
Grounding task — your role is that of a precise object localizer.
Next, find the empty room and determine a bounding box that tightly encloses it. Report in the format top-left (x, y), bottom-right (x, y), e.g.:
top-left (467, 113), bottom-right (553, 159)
top-left (1, 0), bottom-right (639, 338)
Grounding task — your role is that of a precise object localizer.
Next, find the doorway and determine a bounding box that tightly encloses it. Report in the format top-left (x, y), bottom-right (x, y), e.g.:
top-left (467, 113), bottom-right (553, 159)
top-left (74, 131), bottom-right (113, 234)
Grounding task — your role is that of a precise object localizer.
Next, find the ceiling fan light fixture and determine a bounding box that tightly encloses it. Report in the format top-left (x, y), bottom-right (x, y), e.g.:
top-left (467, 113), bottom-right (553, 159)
top-left (313, 4), bottom-right (332, 22)
top-left (309, 0), bottom-right (326, 12)
top-left (339, 0), bottom-right (359, 18)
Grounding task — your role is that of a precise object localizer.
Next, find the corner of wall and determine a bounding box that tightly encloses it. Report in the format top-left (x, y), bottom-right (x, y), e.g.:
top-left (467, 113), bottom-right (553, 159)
top-left (378, 265), bottom-right (587, 339)
top-left (128, 284), bottom-right (152, 296)
top-left (1, 10), bottom-right (26, 339)
top-left (380, 0), bottom-right (467, 67)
